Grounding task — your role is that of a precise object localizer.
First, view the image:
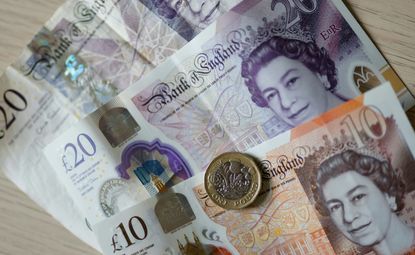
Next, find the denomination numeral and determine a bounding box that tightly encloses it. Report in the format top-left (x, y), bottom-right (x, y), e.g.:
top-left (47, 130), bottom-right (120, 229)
top-left (0, 89), bottom-right (28, 139)
top-left (62, 133), bottom-right (96, 172)
top-left (111, 216), bottom-right (148, 252)
top-left (341, 106), bottom-right (387, 147)
top-left (360, 106), bottom-right (387, 139)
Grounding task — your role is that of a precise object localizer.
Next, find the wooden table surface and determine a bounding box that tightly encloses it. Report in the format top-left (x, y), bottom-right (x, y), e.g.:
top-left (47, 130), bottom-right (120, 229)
top-left (0, 0), bottom-right (414, 254)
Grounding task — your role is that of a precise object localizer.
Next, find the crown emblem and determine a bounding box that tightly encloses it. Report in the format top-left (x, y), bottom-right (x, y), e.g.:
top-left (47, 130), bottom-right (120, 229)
top-left (236, 16), bottom-right (314, 61)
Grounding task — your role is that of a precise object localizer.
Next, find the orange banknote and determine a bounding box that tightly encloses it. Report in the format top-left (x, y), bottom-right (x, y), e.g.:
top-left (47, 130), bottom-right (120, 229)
top-left (94, 84), bottom-right (415, 255)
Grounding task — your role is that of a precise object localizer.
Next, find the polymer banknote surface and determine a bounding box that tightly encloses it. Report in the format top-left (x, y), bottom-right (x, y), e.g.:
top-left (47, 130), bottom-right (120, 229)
top-left (44, 0), bottom-right (414, 239)
top-left (93, 84), bottom-right (415, 255)
top-left (0, 0), bottom-right (237, 249)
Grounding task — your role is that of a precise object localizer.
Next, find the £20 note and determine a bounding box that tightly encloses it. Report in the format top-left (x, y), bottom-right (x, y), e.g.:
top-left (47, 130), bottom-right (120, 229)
top-left (1, 0), bottom-right (237, 249)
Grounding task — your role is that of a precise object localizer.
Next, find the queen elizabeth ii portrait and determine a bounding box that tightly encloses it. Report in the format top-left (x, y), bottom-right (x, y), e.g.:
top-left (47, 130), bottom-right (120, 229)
top-left (140, 0), bottom-right (222, 40)
top-left (312, 149), bottom-right (415, 255)
top-left (241, 33), bottom-right (349, 127)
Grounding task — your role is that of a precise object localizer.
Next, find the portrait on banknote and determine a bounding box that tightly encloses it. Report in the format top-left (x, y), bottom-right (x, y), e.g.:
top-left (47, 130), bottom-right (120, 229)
top-left (131, 0), bottom-right (401, 171)
top-left (296, 115), bottom-right (415, 254)
top-left (240, 21), bottom-right (349, 127)
top-left (89, 79), bottom-right (415, 254)
top-left (139, 0), bottom-right (224, 40)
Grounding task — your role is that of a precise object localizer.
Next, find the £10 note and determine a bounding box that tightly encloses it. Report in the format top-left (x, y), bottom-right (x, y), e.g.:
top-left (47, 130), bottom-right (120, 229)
top-left (93, 83), bottom-right (415, 255)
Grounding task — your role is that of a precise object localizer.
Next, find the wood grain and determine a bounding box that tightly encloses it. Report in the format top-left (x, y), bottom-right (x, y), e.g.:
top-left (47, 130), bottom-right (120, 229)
top-left (0, 0), bottom-right (101, 254)
top-left (0, 0), bottom-right (414, 254)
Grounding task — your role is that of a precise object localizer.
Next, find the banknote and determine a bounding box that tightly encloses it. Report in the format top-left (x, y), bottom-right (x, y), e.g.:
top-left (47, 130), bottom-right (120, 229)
top-left (100, 0), bottom-right (241, 66)
top-left (44, 0), bottom-right (415, 239)
top-left (0, 0), bottom-right (236, 250)
top-left (125, 0), bottom-right (415, 170)
top-left (93, 84), bottom-right (415, 255)
top-left (44, 96), bottom-right (202, 225)
top-left (14, 0), bottom-right (151, 117)
top-left (13, 0), bottom-right (239, 117)
top-left (0, 67), bottom-right (92, 244)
